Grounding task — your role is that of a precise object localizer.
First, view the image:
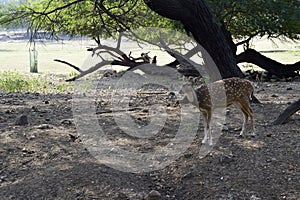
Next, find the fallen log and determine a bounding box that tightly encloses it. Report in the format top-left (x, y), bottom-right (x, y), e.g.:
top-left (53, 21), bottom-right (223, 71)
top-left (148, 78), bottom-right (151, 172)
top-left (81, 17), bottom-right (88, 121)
top-left (272, 99), bottom-right (300, 125)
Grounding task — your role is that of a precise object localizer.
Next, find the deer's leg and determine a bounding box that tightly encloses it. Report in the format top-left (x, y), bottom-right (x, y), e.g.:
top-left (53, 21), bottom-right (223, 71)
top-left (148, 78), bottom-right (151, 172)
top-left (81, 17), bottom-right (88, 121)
top-left (207, 110), bottom-right (213, 146)
top-left (238, 100), bottom-right (255, 138)
top-left (240, 109), bottom-right (248, 137)
top-left (236, 102), bottom-right (249, 137)
top-left (201, 110), bottom-right (209, 144)
top-left (201, 109), bottom-right (213, 146)
top-left (248, 106), bottom-right (255, 137)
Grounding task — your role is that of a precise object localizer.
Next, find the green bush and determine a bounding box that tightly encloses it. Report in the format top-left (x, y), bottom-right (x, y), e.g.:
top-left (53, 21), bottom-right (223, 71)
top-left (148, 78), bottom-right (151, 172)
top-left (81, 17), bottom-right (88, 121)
top-left (0, 71), bottom-right (73, 93)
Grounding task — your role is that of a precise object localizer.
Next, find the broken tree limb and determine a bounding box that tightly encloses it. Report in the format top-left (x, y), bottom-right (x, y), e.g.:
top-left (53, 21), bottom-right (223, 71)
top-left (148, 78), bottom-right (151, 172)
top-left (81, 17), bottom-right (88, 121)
top-left (236, 49), bottom-right (300, 77)
top-left (58, 58), bottom-right (155, 82)
top-left (272, 99), bottom-right (300, 125)
top-left (66, 60), bottom-right (112, 81)
top-left (54, 59), bottom-right (83, 72)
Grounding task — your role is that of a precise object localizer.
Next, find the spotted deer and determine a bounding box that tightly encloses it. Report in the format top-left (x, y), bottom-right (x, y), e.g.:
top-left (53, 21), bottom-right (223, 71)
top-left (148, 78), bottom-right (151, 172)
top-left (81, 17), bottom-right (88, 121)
top-left (182, 77), bottom-right (255, 146)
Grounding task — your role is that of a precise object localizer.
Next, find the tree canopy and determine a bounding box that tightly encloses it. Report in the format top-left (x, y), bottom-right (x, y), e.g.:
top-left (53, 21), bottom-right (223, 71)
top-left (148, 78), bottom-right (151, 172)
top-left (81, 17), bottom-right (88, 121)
top-left (208, 0), bottom-right (300, 50)
top-left (0, 0), bottom-right (182, 41)
top-left (0, 0), bottom-right (299, 45)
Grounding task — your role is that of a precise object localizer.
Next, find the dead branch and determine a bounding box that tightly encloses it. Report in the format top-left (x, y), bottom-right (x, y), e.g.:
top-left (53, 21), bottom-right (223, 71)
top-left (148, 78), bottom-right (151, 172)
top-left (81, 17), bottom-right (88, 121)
top-left (272, 99), bottom-right (300, 125)
top-left (96, 107), bottom-right (143, 114)
top-left (66, 60), bottom-right (112, 82)
top-left (54, 59), bottom-right (82, 72)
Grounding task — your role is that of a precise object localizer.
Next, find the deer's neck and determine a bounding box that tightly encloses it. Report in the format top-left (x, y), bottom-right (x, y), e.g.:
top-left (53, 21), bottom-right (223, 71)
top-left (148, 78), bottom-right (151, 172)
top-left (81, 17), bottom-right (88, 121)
top-left (186, 88), bottom-right (198, 106)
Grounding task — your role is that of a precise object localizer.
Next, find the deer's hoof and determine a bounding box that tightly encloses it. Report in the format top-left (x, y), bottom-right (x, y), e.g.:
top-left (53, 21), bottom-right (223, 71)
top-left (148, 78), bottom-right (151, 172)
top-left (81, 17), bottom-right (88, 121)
top-left (201, 139), bottom-right (207, 144)
top-left (239, 134), bottom-right (244, 138)
top-left (251, 133), bottom-right (256, 138)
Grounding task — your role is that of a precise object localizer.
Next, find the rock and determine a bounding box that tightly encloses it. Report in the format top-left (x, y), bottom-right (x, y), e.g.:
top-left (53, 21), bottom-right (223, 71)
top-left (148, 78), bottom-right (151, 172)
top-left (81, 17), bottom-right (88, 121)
top-left (22, 148), bottom-right (35, 154)
top-left (271, 94), bottom-right (278, 98)
top-left (37, 124), bottom-right (52, 129)
top-left (222, 124), bottom-right (229, 131)
top-left (15, 114), bottom-right (29, 125)
top-left (271, 75), bottom-right (277, 79)
top-left (250, 195), bottom-right (261, 200)
top-left (280, 78), bottom-right (287, 82)
top-left (144, 190), bottom-right (162, 200)
top-left (184, 153), bottom-right (193, 158)
top-left (60, 119), bottom-right (73, 125)
top-left (293, 76), bottom-right (300, 82)
top-left (286, 87), bottom-right (293, 91)
top-left (68, 134), bottom-right (78, 142)
top-left (31, 106), bottom-right (38, 112)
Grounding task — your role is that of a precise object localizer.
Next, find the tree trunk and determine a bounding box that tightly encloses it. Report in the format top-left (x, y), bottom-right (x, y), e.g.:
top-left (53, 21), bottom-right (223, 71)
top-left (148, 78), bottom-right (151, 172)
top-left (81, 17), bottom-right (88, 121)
top-left (143, 0), bottom-right (244, 81)
top-left (236, 49), bottom-right (300, 77)
top-left (272, 99), bottom-right (300, 125)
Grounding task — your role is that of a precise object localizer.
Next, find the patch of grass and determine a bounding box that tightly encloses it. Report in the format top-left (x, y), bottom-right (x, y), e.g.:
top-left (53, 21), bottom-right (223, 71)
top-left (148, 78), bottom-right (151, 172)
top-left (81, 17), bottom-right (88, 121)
top-left (0, 71), bottom-right (73, 93)
top-left (0, 49), bottom-right (14, 52)
top-left (55, 83), bottom-right (72, 93)
top-left (67, 71), bottom-right (79, 79)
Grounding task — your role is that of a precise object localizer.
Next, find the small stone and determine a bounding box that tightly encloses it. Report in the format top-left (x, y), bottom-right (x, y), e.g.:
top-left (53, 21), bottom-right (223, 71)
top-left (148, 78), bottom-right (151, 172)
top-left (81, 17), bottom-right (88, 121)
top-left (44, 100), bottom-right (49, 104)
top-left (250, 195), bottom-right (261, 200)
top-left (280, 78), bottom-right (287, 82)
top-left (68, 134), bottom-right (78, 142)
top-left (234, 127), bottom-right (241, 131)
top-left (222, 124), bottom-right (229, 131)
top-left (22, 148), bottom-right (35, 154)
top-left (168, 92), bottom-right (175, 96)
top-left (15, 114), bottom-right (29, 125)
top-left (184, 153), bottom-right (193, 158)
top-left (27, 135), bottom-right (36, 140)
top-left (37, 124), bottom-right (51, 129)
top-left (144, 190), bottom-right (161, 200)
top-left (0, 175), bottom-right (7, 182)
top-left (271, 94), bottom-right (278, 98)
top-left (60, 119), bottom-right (73, 125)
top-left (287, 165), bottom-right (295, 171)
top-left (31, 106), bottom-right (38, 112)
top-left (286, 87), bottom-right (293, 91)
top-left (142, 109), bottom-right (149, 113)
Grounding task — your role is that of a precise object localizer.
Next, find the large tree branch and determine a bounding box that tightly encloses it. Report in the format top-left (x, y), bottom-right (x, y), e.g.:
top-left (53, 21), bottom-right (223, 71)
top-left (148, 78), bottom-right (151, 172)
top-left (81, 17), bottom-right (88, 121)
top-left (236, 49), bottom-right (300, 77)
top-left (272, 99), bottom-right (300, 125)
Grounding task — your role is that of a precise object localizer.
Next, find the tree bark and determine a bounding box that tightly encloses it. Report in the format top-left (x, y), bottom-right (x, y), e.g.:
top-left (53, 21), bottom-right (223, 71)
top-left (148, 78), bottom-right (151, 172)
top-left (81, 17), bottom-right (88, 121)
top-left (272, 99), bottom-right (300, 125)
top-left (144, 0), bottom-right (244, 81)
top-left (236, 49), bottom-right (300, 77)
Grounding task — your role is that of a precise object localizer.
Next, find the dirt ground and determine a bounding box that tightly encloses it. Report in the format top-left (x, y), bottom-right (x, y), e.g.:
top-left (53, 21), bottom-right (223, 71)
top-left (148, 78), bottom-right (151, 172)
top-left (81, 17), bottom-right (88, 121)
top-left (0, 78), bottom-right (299, 200)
